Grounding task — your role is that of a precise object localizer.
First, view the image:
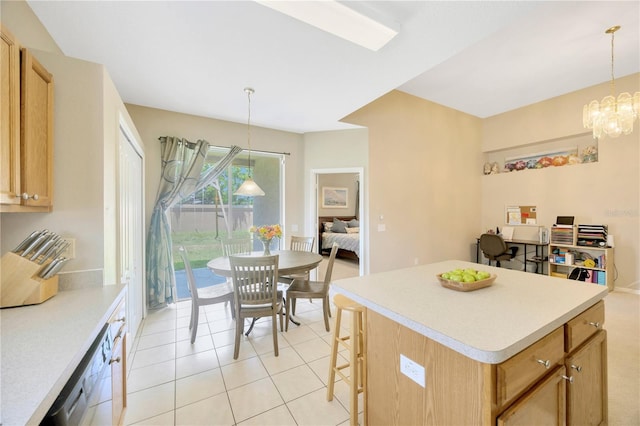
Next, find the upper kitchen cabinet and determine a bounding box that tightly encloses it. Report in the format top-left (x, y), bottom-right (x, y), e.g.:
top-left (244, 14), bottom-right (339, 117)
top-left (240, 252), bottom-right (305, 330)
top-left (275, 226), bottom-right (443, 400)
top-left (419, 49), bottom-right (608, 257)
top-left (1, 25), bottom-right (54, 212)
top-left (1, 25), bottom-right (21, 206)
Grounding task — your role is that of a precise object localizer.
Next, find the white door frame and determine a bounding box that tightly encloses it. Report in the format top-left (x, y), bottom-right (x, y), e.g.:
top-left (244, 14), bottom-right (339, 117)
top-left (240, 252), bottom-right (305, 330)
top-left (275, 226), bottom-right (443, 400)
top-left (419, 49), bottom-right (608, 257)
top-left (117, 116), bottom-right (145, 351)
top-left (308, 167), bottom-right (367, 276)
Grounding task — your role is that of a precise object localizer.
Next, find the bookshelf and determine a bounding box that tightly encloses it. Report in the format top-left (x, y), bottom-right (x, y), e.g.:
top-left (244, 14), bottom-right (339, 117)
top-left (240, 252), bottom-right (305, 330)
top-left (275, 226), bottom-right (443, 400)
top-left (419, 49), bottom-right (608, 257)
top-left (548, 243), bottom-right (614, 291)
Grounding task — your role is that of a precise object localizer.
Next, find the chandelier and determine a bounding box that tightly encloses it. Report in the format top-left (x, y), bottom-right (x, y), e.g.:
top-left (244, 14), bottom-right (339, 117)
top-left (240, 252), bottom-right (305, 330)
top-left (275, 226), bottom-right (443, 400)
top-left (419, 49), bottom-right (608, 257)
top-left (234, 87), bottom-right (265, 196)
top-left (583, 25), bottom-right (640, 139)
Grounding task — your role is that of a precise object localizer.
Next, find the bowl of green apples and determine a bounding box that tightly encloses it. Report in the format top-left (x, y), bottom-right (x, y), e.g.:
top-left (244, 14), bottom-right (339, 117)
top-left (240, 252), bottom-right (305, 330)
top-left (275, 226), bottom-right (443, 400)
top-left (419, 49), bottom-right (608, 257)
top-left (436, 268), bottom-right (496, 292)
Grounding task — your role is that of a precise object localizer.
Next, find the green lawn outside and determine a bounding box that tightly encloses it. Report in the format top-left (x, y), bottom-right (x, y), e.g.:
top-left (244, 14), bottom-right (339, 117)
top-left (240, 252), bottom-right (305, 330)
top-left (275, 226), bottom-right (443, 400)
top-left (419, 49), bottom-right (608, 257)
top-left (172, 230), bottom-right (252, 270)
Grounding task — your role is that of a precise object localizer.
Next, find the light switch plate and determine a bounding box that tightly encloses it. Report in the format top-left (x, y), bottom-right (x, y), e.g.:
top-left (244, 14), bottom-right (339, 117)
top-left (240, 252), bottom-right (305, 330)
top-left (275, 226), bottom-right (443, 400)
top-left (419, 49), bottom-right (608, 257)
top-left (400, 354), bottom-right (425, 387)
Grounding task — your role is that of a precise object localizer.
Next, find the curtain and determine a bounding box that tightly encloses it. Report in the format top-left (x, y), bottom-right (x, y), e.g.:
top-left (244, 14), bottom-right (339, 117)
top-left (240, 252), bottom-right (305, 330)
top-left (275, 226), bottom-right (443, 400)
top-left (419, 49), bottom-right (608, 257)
top-left (146, 138), bottom-right (245, 309)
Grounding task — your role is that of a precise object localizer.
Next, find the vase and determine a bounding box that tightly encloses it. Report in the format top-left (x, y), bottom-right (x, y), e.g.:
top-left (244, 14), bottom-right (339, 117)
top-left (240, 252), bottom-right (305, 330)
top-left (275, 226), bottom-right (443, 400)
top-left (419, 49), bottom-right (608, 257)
top-left (261, 239), bottom-right (272, 255)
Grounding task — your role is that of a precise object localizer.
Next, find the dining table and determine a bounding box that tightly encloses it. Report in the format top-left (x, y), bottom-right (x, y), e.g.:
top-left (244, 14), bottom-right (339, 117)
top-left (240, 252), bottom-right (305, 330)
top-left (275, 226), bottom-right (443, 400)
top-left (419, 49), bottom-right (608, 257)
top-left (207, 250), bottom-right (323, 333)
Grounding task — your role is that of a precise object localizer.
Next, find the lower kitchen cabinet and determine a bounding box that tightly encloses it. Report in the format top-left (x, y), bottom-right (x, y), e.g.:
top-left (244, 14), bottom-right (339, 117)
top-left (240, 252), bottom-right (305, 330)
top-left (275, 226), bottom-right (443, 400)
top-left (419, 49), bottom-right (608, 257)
top-left (82, 295), bottom-right (127, 426)
top-left (566, 330), bottom-right (607, 426)
top-left (497, 365), bottom-right (567, 426)
top-left (111, 334), bottom-right (127, 426)
top-left (365, 302), bottom-right (607, 425)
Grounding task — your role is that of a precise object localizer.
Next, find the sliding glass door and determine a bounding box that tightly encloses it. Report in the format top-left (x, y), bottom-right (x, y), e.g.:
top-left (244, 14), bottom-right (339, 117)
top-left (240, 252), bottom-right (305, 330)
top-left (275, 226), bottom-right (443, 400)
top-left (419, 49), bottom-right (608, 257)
top-left (170, 146), bottom-right (283, 300)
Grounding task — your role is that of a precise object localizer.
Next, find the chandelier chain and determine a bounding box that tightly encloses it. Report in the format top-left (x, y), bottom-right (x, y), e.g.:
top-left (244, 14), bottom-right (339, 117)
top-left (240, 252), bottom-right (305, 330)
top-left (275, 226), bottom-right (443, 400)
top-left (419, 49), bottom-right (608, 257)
top-left (610, 29), bottom-right (615, 97)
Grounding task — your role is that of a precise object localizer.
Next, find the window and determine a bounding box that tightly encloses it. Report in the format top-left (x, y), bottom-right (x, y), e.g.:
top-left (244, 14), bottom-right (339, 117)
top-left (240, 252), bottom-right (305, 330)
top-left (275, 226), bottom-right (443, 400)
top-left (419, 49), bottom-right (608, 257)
top-left (170, 146), bottom-right (283, 300)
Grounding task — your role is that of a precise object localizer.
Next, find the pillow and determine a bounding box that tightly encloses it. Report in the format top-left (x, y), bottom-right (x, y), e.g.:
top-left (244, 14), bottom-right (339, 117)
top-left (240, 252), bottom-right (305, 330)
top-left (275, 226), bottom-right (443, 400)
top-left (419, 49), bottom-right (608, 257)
top-left (323, 222), bottom-right (334, 232)
top-left (332, 218), bottom-right (348, 233)
top-left (346, 227), bottom-right (359, 234)
top-left (348, 219), bottom-right (360, 228)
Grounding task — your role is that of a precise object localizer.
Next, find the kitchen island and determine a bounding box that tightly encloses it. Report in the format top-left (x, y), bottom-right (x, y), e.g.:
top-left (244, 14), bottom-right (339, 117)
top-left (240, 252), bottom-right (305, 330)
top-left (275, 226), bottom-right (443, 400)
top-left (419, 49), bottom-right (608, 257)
top-left (0, 284), bottom-right (126, 425)
top-left (331, 260), bottom-right (608, 425)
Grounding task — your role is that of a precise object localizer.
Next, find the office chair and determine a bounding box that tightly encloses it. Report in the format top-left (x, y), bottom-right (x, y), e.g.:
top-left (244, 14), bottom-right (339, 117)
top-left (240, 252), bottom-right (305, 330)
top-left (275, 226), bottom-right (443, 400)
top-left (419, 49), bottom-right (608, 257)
top-left (479, 233), bottom-right (518, 267)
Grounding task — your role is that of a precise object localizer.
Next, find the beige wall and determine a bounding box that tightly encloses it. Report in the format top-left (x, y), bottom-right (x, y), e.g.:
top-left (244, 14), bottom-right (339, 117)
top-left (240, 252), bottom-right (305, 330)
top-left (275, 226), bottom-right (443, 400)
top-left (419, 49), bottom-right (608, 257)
top-left (0, 0), bottom-right (62, 54)
top-left (1, 5), bottom-right (143, 286)
top-left (124, 104), bottom-right (306, 242)
top-left (343, 91), bottom-right (484, 273)
top-left (482, 73), bottom-right (640, 290)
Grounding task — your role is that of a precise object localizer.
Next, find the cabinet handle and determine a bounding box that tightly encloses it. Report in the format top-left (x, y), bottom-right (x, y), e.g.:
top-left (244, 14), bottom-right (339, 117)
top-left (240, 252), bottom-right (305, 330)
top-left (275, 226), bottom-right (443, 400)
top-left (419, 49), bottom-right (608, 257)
top-left (562, 375), bottom-right (574, 383)
top-left (570, 364), bottom-right (582, 372)
top-left (109, 356), bottom-right (121, 365)
top-left (18, 193), bottom-right (39, 200)
top-left (588, 321), bottom-right (600, 328)
top-left (537, 359), bottom-right (551, 369)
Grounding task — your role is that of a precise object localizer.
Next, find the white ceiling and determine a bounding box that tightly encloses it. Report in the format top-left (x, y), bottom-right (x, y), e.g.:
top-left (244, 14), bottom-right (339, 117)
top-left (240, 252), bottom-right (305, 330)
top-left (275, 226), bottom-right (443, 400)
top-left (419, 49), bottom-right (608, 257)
top-left (27, 1), bottom-right (640, 134)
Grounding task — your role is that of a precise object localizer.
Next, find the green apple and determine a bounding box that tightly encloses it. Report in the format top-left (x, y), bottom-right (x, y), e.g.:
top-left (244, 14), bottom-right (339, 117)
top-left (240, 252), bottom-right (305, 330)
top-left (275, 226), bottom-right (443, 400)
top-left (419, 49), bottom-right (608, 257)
top-left (476, 271), bottom-right (491, 280)
top-left (462, 274), bottom-right (476, 283)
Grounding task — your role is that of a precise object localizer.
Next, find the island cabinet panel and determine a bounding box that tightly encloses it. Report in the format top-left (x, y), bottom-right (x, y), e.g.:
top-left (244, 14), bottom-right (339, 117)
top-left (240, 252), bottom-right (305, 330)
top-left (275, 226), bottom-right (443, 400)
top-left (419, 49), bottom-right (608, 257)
top-left (565, 330), bottom-right (607, 426)
top-left (497, 365), bottom-right (567, 426)
top-left (495, 326), bottom-right (564, 409)
top-left (366, 310), bottom-right (492, 426)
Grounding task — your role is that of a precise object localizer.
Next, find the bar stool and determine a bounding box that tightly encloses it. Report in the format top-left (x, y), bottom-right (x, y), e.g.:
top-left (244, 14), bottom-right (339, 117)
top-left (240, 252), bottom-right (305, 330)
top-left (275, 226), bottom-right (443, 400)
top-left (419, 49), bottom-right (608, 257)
top-left (327, 294), bottom-right (366, 426)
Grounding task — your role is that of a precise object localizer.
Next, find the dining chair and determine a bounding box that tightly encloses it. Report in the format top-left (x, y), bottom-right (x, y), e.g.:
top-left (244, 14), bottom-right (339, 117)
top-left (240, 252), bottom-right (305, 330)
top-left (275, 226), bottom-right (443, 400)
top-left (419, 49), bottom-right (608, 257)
top-left (220, 237), bottom-right (252, 256)
top-left (285, 243), bottom-right (338, 331)
top-left (178, 246), bottom-right (235, 344)
top-left (290, 235), bottom-right (315, 252)
top-left (281, 235), bottom-right (316, 313)
top-left (229, 254), bottom-right (284, 359)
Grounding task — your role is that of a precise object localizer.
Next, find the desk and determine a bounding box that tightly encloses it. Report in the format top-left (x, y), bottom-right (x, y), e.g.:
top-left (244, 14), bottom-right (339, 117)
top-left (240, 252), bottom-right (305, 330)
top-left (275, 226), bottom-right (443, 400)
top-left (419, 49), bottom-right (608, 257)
top-left (207, 250), bottom-right (323, 332)
top-left (475, 238), bottom-right (548, 274)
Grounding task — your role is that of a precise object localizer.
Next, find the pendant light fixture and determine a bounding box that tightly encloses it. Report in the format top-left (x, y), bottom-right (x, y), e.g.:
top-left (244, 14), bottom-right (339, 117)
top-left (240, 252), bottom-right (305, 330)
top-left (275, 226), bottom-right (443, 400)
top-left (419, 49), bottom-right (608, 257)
top-left (234, 87), bottom-right (265, 196)
top-left (583, 25), bottom-right (640, 139)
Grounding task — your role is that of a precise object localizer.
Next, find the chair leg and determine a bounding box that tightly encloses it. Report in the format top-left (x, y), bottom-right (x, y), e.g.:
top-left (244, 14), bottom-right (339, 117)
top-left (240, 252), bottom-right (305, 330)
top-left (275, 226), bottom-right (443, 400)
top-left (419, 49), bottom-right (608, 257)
top-left (323, 297), bottom-right (330, 332)
top-left (272, 312), bottom-right (279, 357)
top-left (285, 296), bottom-right (292, 332)
top-left (291, 298), bottom-right (297, 316)
top-left (234, 315), bottom-right (243, 360)
top-left (190, 306), bottom-right (199, 344)
top-left (326, 296), bottom-right (332, 318)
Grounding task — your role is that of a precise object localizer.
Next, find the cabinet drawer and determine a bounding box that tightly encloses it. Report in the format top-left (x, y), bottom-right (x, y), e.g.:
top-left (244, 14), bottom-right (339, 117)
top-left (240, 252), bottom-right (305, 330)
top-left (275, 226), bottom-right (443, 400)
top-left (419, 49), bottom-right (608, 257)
top-left (108, 298), bottom-right (127, 340)
top-left (565, 300), bottom-right (604, 353)
top-left (496, 327), bottom-right (564, 408)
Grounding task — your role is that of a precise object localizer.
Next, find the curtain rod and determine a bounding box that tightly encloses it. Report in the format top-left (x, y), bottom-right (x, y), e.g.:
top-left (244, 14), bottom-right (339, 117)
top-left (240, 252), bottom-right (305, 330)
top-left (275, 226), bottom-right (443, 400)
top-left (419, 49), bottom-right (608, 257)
top-left (212, 144), bottom-right (290, 156)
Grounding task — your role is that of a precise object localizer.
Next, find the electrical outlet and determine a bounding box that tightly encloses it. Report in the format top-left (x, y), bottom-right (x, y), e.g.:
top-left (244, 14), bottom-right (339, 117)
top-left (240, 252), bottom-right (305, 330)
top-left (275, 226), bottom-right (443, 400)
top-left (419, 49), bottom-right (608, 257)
top-left (400, 354), bottom-right (425, 387)
top-left (61, 238), bottom-right (75, 259)
top-left (377, 224), bottom-right (386, 232)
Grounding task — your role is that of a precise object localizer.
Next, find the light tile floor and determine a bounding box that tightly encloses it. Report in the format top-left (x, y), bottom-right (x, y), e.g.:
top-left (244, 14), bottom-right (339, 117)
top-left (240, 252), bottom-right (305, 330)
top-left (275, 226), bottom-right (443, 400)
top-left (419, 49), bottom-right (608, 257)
top-left (124, 297), bottom-right (364, 426)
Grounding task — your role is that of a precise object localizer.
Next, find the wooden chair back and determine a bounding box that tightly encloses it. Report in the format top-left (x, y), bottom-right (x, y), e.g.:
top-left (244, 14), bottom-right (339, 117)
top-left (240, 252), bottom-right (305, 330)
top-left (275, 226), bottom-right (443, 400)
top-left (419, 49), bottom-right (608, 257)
top-left (290, 235), bottom-right (315, 252)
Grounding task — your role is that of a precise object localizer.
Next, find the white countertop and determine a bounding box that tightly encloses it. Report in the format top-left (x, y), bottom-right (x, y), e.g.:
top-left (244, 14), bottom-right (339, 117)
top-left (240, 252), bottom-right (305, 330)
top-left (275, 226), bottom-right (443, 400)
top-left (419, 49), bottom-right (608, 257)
top-left (331, 260), bottom-right (608, 364)
top-left (1, 284), bottom-right (126, 426)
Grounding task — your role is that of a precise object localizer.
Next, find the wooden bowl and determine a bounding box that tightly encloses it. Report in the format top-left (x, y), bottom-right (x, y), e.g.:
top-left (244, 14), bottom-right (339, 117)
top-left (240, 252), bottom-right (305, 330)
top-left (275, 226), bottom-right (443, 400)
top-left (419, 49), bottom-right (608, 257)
top-left (436, 273), bottom-right (497, 292)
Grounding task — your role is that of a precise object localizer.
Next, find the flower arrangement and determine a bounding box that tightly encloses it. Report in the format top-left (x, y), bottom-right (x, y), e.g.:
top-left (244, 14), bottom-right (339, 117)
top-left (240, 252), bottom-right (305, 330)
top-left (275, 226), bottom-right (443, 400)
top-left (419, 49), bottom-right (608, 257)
top-left (250, 224), bottom-right (282, 255)
top-left (250, 224), bottom-right (282, 242)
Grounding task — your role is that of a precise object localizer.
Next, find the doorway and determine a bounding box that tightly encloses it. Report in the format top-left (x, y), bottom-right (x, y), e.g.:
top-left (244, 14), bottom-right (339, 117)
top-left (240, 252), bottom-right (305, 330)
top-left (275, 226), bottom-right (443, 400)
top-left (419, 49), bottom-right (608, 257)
top-left (309, 167), bottom-right (366, 276)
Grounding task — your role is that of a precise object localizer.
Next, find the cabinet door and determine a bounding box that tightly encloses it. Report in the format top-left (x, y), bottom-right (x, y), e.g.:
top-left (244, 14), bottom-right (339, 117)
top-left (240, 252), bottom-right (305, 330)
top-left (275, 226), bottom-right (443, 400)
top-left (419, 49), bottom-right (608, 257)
top-left (111, 335), bottom-right (127, 425)
top-left (20, 48), bottom-right (54, 208)
top-left (497, 366), bottom-right (567, 426)
top-left (565, 330), bottom-right (607, 426)
top-left (0, 26), bottom-right (21, 205)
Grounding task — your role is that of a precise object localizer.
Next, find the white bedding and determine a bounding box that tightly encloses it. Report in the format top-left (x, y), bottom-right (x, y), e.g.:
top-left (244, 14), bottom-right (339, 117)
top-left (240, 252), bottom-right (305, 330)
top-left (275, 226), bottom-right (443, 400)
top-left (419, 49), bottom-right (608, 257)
top-left (322, 232), bottom-right (360, 257)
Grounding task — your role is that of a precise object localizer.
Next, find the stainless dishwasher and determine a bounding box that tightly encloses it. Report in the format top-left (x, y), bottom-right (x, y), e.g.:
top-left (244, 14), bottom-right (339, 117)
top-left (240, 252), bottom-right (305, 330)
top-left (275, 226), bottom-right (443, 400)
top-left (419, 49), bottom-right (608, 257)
top-left (40, 323), bottom-right (113, 425)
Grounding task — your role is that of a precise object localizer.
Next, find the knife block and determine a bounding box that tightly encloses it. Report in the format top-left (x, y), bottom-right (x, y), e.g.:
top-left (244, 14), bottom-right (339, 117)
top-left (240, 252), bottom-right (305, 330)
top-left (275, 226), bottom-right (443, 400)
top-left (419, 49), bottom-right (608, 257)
top-left (0, 252), bottom-right (59, 308)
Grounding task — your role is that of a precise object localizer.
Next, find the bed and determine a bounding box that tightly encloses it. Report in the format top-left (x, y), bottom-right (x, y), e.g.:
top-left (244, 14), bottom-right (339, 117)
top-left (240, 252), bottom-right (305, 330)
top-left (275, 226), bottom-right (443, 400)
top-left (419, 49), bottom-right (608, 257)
top-left (318, 216), bottom-right (360, 261)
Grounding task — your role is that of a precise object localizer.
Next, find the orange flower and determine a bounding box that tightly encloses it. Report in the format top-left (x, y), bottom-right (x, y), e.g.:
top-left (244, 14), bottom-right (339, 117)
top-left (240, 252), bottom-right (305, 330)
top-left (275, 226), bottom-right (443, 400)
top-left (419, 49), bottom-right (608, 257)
top-left (250, 224), bottom-right (282, 241)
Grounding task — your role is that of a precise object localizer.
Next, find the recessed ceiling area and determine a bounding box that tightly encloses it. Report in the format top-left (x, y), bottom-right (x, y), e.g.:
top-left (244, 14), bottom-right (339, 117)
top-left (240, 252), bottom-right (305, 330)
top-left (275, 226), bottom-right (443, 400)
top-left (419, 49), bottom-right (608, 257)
top-left (26, 1), bottom-right (640, 134)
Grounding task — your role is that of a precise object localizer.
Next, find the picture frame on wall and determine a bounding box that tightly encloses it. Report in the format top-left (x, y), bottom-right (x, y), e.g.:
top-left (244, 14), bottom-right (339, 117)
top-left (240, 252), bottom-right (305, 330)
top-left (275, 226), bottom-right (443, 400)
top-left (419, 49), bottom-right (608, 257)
top-left (322, 187), bottom-right (348, 208)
